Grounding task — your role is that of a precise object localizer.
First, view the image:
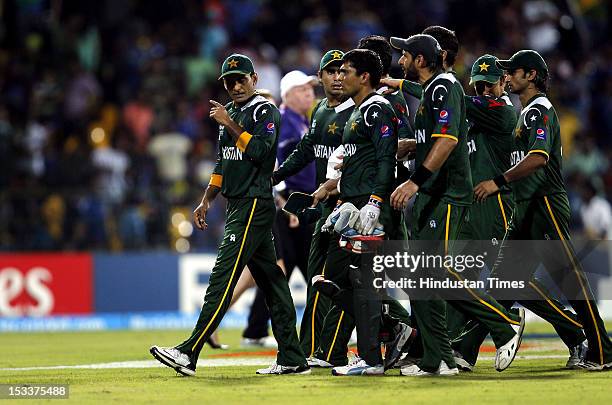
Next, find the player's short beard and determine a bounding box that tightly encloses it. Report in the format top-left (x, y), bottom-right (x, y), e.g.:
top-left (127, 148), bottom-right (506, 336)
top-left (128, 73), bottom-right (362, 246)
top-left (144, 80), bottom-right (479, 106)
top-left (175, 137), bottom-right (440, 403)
top-left (404, 62), bottom-right (419, 82)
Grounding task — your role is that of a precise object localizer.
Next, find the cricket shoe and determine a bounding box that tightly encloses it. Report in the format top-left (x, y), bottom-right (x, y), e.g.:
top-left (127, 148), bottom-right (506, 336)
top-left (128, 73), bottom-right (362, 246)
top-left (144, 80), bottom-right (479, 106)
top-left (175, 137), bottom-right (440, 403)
top-left (384, 323), bottom-right (417, 370)
top-left (240, 336), bottom-right (278, 348)
top-left (494, 307), bottom-right (525, 372)
top-left (307, 357), bottom-right (333, 368)
top-left (150, 346), bottom-right (196, 376)
top-left (566, 340), bottom-right (588, 369)
top-left (256, 362), bottom-right (311, 375)
top-left (453, 350), bottom-right (474, 372)
top-left (400, 360), bottom-right (458, 376)
top-left (394, 353), bottom-right (419, 368)
top-left (576, 359), bottom-right (612, 371)
top-left (331, 357), bottom-right (384, 376)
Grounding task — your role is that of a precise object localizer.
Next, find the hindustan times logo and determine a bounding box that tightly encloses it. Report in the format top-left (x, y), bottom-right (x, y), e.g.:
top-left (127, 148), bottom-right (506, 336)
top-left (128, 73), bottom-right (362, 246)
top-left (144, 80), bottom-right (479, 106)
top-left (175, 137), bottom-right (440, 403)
top-left (372, 252), bottom-right (486, 273)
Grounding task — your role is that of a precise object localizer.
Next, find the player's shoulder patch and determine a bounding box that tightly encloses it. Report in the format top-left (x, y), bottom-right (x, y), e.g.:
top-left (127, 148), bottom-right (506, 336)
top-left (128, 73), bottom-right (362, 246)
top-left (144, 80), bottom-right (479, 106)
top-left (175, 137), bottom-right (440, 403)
top-left (360, 95), bottom-right (393, 128)
top-left (522, 106), bottom-right (544, 129)
top-left (252, 100), bottom-right (277, 122)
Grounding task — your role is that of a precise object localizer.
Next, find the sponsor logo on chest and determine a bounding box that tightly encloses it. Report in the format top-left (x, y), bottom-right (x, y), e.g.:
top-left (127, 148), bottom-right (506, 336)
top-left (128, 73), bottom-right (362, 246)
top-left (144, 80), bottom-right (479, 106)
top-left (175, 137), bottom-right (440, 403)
top-left (222, 146), bottom-right (243, 161)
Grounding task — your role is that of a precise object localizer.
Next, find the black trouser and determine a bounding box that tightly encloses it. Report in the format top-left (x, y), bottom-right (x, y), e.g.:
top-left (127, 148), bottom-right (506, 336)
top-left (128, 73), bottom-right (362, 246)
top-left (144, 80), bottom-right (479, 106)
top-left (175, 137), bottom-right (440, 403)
top-left (243, 207), bottom-right (313, 339)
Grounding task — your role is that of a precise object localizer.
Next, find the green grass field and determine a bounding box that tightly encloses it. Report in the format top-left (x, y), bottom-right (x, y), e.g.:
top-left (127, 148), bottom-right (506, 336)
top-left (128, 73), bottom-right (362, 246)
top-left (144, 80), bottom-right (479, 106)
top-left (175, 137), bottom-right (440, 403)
top-left (1, 322), bottom-right (611, 404)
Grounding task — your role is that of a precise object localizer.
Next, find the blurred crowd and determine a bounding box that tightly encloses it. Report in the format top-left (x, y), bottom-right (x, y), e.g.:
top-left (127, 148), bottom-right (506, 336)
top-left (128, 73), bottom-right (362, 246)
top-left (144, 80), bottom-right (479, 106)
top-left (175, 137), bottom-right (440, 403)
top-left (0, 0), bottom-right (610, 252)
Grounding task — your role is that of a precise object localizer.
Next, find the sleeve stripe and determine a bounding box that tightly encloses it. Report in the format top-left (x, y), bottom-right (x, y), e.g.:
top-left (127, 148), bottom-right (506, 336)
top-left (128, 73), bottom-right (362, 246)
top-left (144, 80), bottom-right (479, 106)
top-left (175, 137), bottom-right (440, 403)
top-left (528, 149), bottom-right (550, 161)
top-left (209, 173), bottom-right (223, 187)
top-left (399, 80), bottom-right (404, 92)
top-left (370, 194), bottom-right (383, 202)
top-left (236, 131), bottom-right (252, 152)
top-left (431, 134), bottom-right (459, 142)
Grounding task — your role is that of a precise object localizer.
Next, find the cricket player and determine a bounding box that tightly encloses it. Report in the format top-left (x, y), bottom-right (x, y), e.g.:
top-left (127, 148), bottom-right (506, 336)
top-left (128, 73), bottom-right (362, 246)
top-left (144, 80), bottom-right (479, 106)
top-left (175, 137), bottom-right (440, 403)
top-left (150, 53), bottom-right (309, 376)
top-left (309, 49), bottom-right (407, 375)
top-left (389, 34), bottom-right (525, 376)
top-left (450, 54), bottom-right (587, 371)
top-left (474, 50), bottom-right (612, 371)
top-left (311, 36), bottom-right (417, 370)
top-left (272, 49), bottom-right (356, 363)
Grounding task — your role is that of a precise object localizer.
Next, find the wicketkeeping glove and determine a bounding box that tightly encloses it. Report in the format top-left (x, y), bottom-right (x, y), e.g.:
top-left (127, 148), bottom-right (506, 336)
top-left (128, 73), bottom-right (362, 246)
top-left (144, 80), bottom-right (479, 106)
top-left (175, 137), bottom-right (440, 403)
top-left (357, 196), bottom-right (382, 235)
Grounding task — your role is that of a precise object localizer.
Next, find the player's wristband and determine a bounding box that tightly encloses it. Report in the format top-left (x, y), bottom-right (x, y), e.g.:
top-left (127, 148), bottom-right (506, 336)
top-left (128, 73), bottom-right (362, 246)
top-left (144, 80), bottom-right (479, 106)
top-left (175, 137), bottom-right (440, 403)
top-left (493, 174), bottom-right (508, 188)
top-left (368, 195), bottom-right (383, 208)
top-left (410, 165), bottom-right (433, 188)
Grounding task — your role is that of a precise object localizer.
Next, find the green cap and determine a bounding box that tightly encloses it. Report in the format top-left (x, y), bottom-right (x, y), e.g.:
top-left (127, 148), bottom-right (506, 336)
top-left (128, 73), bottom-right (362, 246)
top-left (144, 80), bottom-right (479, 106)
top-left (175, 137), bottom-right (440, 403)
top-left (469, 54), bottom-right (504, 85)
top-left (319, 50), bottom-right (344, 71)
top-left (496, 50), bottom-right (548, 75)
top-left (218, 53), bottom-right (255, 80)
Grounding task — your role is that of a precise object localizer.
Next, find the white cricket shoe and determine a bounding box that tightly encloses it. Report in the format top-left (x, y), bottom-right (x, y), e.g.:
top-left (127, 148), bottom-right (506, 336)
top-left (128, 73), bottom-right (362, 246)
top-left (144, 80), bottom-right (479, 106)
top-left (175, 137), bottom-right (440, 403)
top-left (150, 346), bottom-right (196, 376)
top-left (331, 357), bottom-right (384, 376)
top-left (307, 357), bottom-right (333, 368)
top-left (494, 307), bottom-right (525, 372)
top-left (400, 360), bottom-right (458, 376)
top-left (256, 362), bottom-right (311, 375)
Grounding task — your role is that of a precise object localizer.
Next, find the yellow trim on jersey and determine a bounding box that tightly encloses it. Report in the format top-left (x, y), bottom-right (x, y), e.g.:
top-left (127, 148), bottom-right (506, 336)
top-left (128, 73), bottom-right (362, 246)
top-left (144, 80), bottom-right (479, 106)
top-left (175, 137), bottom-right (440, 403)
top-left (444, 204), bottom-right (451, 255)
top-left (191, 199), bottom-right (258, 351)
top-left (497, 193), bottom-right (508, 231)
top-left (326, 311), bottom-right (345, 362)
top-left (528, 149), bottom-right (550, 161)
top-left (528, 281), bottom-right (583, 329)
top-left (209, 173), bottom-right (223, 188)
top-left (444, 203), bottom-right (520, 326)
top-left (370, 195), bottom-right (383, 203)
top-left (236, 131), bottom-right (252, 152)
top-left (432, 134), bottom-right (458, 142)
top-left (544, 196), bottom-right (604, 364)
top-left (309, 264), bottom-right (326, 357)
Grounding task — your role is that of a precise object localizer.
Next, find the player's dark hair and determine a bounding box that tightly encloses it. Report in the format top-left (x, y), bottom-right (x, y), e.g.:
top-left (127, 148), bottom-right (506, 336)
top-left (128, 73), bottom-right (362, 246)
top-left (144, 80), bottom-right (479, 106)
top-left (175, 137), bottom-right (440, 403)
top-left (422, 25), bottom-right (459, 67)
top-left (342, 49), bottom-right (383, 87)
top-left (533, 71), bottom-right (549, 92)
top-left (357, 35), bottom-right (392, 76)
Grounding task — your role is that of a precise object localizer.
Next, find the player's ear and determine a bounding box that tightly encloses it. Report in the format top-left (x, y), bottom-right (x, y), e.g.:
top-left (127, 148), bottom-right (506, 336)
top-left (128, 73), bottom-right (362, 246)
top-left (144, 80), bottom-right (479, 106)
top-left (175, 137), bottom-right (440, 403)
top-left (251, 73), bottom-right (258, 87)
top-left (361, 71), bottom-right (370, 85)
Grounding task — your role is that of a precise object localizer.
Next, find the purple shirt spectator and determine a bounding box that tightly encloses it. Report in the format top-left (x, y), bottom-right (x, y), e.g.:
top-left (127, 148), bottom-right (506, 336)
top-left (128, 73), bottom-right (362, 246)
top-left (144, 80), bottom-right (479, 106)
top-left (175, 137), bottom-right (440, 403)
top-left (277, 105), bottom-right (316, 193)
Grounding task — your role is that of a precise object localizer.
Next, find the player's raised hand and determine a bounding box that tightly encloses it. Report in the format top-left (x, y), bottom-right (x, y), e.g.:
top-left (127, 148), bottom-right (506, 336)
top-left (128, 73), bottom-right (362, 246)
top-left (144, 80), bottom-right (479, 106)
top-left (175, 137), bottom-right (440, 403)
top-left (473, 180), bottom-right (499, 203)
top-left (193, 198), bottom-right (211, 230)
top-left (380, 78), bottom-right (402, 92)
top-left (391, 180), bottom-right (418, 210)
top-left (209, 100), bottom-right (230, 126)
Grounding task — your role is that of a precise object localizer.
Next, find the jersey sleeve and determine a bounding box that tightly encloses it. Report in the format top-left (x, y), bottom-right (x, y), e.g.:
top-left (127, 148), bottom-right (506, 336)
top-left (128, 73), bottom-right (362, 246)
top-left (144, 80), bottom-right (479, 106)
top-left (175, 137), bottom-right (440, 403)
top-left (400, 79), bottom-right (423, 99)
top-left (236, 102), bottom-right (280, 163)
top-left (524, 107), bottom-right (552, 161)
top-left (465, 95), bottom-right (517, 135)
top-left (431, 82), bottom-right (463, 142)
top-left (364, 104), bottom-right (398, 200)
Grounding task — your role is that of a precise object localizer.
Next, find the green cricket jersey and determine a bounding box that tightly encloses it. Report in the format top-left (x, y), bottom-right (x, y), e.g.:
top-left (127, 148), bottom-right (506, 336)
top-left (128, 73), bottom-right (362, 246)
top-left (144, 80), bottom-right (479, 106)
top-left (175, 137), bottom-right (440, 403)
top-left (275, 98), bottom-right (355, 186)
top-left (212, 94), bottom-right (279, 199)
top-left (466, 93), bottom-right (517, 186)
top-left (379, 86), bottom-right (414, 140)
top-left (412, 72), bottom-right (472, 205)
top-left (340, 93), bottom-right (398, 200)
top-left (511, 94), bottom-right (566, 201)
